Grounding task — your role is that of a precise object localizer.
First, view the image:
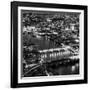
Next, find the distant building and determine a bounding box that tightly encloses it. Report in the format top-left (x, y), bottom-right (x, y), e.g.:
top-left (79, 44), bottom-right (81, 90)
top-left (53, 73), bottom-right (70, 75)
top-left (70, 24), bottom-right (75, 30)
top-left (23, 26), bottom-right (37, 32)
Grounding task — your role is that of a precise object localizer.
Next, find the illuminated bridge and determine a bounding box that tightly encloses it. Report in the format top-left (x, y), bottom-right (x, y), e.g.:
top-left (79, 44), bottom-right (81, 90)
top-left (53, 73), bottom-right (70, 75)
top-left (23, 46), bottom-right (79, 76)
top-left (38, 46), bottom-right (79, 63)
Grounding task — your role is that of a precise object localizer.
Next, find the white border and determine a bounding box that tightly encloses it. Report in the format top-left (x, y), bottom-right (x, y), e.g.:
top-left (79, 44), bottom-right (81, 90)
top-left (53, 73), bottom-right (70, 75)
top-left (18, 6), bottom-right (84, 83)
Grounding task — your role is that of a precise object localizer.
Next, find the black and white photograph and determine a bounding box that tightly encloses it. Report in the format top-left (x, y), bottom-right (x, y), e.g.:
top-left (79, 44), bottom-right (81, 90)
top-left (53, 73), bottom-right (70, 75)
top-left (21, 10), bottom-right (80, 77)
top-left (11, 1), bottom-right (87, 88)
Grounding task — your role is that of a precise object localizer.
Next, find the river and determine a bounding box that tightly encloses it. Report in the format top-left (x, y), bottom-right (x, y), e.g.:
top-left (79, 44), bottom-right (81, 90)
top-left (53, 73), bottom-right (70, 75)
top-left (46, 62), bottom-right (79, 75)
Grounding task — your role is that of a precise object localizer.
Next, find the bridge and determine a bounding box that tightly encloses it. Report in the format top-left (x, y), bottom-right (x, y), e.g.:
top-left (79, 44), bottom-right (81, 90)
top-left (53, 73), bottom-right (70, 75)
top-left (38, 46), bottom-right (78, 63)
top-left (23, 45), bottom-right (79, 77)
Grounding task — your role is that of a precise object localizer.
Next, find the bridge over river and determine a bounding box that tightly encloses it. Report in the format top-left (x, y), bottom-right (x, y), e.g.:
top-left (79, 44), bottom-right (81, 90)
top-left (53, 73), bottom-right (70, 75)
top-left (23, 45), bottom-right (79, 77)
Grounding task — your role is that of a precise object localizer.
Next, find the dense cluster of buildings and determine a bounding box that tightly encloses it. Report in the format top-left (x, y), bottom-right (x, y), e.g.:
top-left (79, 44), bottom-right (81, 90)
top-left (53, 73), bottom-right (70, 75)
top-left (22, 11), bottom-right (80, 76)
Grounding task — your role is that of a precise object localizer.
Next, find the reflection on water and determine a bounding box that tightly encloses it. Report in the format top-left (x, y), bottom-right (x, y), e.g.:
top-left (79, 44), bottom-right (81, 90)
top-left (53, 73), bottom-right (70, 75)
top-left (47, 62), bottom-right (79, 75)
top-left (24, 61), bottom-right (79, 77)
top-left (72, 65), bottom-right (75, 72)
